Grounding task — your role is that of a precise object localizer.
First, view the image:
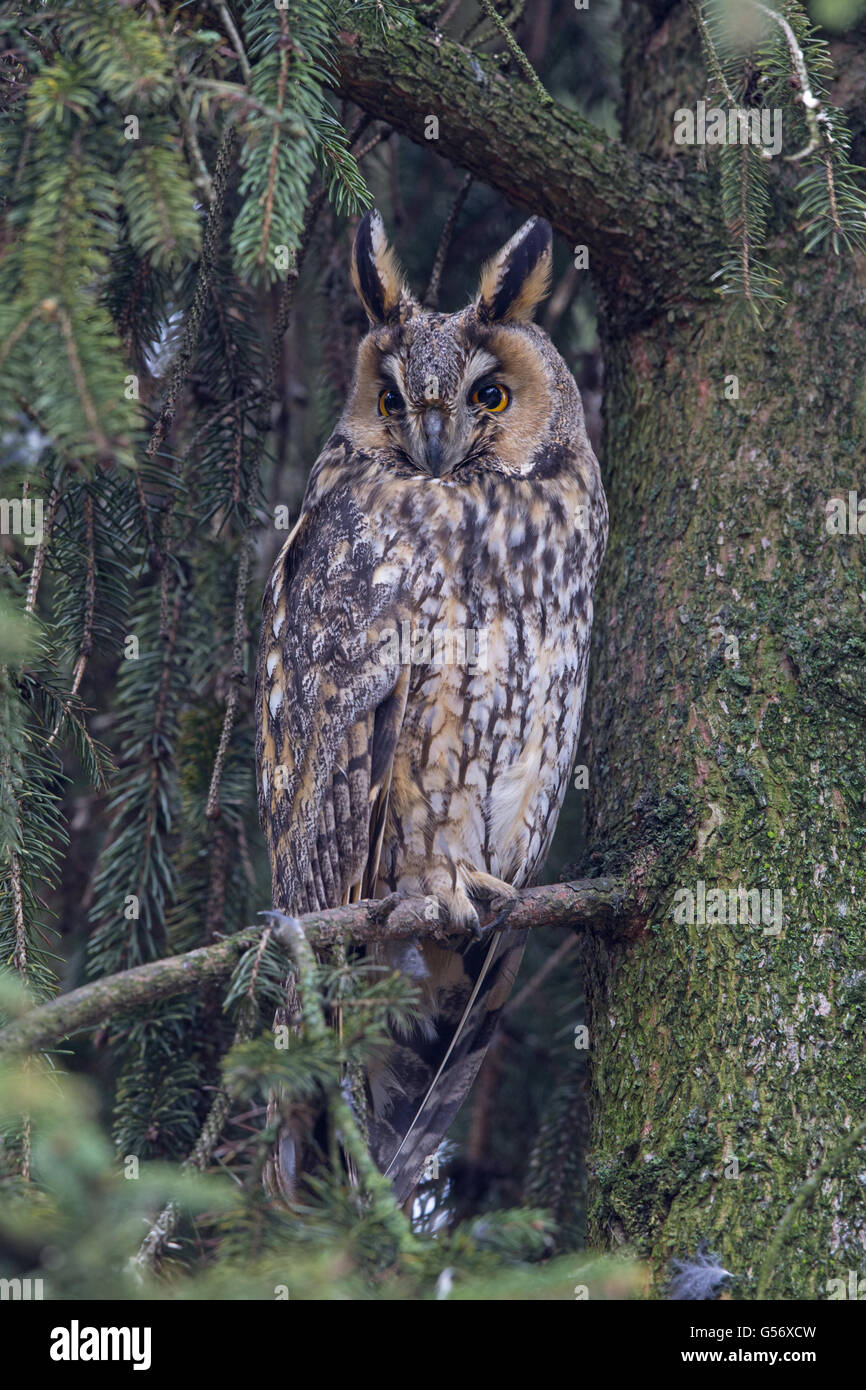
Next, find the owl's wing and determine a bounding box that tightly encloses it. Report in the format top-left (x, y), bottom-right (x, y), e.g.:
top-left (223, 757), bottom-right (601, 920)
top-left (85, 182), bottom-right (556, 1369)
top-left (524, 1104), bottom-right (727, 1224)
top-left (256, 480), bottom-right (410, 917)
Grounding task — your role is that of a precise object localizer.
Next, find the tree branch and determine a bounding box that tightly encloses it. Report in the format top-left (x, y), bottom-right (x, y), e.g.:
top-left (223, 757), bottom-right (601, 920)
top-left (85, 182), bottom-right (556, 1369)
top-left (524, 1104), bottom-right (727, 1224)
top-left (0, 878), bottom-right (641, 1055)
top-left (335, 22), bottom-right (720, 318)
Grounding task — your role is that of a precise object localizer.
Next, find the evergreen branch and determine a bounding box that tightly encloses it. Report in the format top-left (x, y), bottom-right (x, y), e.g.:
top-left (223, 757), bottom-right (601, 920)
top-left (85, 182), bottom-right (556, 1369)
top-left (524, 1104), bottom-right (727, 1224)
top-left (688, 0), bottom-right (738, 108)
top-left (40, 491), bottom-right (96, 752)
top-left (257, 4), bottom-right (290, 275)
top-left (146, 0), bottom-right (214, 203)
top-left (55, 306), bottom-right (111, 457)
top-left (183, 76), bottom-right (297, 123)
top-left (69, 490), bottom-right (95, 693)
top-left (145, 126), bottom-right (236, 462)
top-left (276, 913), bottom-right (410, 1244)
top-left (29, 682), bottom-right (111, 791)
top-left (24, 472), bottom-right (63, 615)
top-left (0, 304), bottom-right (40, 376)
top-left (87, 575), bottom-right (186, 973)
top-left (0, 661), bottom-right (69, 1002)
top-left (9, 849), bottom-right (27, 978)
top-left (0, 878), bottom-right (639, 1055)
top-left (747, 0), bottom-right (823, 161)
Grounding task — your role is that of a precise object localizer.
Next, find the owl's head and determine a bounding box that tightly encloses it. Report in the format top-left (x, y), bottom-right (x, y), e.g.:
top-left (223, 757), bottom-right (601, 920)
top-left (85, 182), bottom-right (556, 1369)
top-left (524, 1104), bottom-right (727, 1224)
top-left (343, 210), bottom-right (582, 480)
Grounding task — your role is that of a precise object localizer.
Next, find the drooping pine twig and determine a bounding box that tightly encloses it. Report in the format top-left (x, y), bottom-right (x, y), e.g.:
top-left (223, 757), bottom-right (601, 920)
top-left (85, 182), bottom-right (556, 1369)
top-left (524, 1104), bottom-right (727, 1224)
top-left (145, 127), bottom-right (236, 462)
top-left (424, 172), bottom-right (473, 309)
top-left (476, 0), bottom-right (551, 106)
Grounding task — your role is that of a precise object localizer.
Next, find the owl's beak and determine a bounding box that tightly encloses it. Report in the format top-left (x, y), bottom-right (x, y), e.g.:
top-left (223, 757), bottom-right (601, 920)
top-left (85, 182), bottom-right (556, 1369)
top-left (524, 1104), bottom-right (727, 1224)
top-left (422, 409), bottom-right (447, 477)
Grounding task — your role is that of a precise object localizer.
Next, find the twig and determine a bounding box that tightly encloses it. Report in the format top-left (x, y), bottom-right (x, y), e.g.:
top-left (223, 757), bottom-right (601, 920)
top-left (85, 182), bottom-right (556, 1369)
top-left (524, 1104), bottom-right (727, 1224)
top-left (353, 125), bottom-right (392, 163)
top-left (24, 473), bottom-right (63, 615)
top-left (9, 850), bottom-right (27, 978)
top-left (215, 0), bottom-right (253, 87)
top-left (476, 0), bottom-right (551, 106)
top-left (205, 532), bottom-right (251, 820)
top-left (45, 491), bottom-right (94, 749)
top-left (504, 933), bottom-right (577, 1018)
top-left (746, 0), bottom-right (827, 161)
top-left (424, 172), bottom-right (473, 308)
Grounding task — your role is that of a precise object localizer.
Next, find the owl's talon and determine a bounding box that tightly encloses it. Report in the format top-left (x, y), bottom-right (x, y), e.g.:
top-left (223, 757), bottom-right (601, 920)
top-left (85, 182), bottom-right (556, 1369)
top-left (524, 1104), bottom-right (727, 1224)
top-left (484, 898), bottom-right (518, 934)
top-left (369, 893), bottom-right (401, 925)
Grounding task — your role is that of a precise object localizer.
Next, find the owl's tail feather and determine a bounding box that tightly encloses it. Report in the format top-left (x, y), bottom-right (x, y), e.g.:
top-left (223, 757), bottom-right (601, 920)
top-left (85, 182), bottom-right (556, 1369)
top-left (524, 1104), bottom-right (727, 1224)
top-left (367, 925), bottom-right (527, 1206)
top-left (381, 931), bottom-right (501, 1184)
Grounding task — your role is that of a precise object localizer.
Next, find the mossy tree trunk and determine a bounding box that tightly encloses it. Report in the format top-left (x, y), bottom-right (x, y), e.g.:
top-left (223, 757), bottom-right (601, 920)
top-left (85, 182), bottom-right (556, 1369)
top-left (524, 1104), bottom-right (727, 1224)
top-left (581, 2), bottom-right (866, 1298)
top-left (338, 3), bottom-right (866, 1295)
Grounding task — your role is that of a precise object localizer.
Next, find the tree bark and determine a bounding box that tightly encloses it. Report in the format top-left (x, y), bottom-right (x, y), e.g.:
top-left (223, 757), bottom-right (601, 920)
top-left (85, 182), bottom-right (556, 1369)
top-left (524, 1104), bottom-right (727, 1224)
top-left (338, 5), bottom-right (866, 1297)
top-left (335, 20), bottom-right (720, 319)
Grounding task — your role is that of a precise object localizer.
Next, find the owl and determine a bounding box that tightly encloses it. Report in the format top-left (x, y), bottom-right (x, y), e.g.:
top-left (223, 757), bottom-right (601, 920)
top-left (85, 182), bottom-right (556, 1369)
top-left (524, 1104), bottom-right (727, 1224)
top-left (256, 209), bottom-right (608, 1204)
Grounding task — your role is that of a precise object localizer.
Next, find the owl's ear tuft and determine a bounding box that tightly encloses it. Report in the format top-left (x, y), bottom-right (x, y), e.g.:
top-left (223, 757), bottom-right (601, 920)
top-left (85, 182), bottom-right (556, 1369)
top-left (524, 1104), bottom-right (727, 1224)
top-left (476, 217), bottom-right (553, 324)
top-left (351, 210), bottom-right (415, 325)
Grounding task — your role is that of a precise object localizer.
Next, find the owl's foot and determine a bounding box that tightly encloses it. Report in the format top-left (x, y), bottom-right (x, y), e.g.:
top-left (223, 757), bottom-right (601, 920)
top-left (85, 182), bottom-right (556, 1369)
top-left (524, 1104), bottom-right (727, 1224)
top-left (456, 866), bottom-right (519, 937)
top-left (482, 895), bottom-right (519, 935)
top-left (426, 887), bottom-right (482, 942)
top-left (427, 867), bottom-right (520, 941)
top-left (367, 889), bottom-right (474, 944)
top-left (431, 877), bottom-right (518, 942)
top-left (372, 873), bottom-right (516, 943)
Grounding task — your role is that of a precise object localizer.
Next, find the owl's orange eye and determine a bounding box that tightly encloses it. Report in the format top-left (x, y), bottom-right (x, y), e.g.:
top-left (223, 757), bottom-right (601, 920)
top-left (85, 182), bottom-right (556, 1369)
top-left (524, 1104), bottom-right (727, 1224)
top-left (378, 387), bottom-right (404, 417)
top-left (471, 383), bottom-right (510, 413)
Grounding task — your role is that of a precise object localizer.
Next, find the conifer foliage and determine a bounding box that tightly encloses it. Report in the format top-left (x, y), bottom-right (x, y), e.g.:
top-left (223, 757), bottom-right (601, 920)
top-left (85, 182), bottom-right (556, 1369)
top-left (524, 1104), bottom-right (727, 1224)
top-left (692, 0), bottom-right (866, 316)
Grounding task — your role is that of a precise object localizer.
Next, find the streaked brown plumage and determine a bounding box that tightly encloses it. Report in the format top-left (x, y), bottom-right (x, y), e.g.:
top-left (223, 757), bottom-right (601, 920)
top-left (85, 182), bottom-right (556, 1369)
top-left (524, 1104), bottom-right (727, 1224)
top-left (256, 210), bottom-right (607, 1202)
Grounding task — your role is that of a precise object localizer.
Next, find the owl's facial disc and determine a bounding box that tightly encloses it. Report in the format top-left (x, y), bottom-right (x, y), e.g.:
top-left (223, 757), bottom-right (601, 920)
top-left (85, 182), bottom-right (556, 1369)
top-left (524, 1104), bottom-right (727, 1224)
top-left (345, 211), bottom-right (563, 478)
top-left (346, 317), bottom-right (556, 479)
top-left (373, 342), bottom-right (514, 478)
top-left (379, 385), bottom-right (504, 478)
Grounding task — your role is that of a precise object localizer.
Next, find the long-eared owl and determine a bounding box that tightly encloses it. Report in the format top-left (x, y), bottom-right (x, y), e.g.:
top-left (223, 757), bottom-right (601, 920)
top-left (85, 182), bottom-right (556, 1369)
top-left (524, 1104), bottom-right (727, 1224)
top-left (256, 210), bottom-right (608, 1203)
